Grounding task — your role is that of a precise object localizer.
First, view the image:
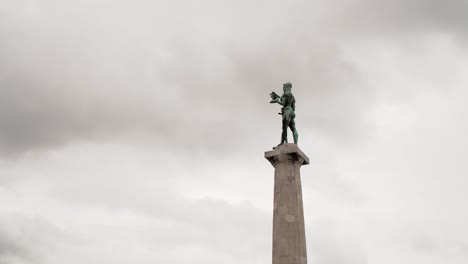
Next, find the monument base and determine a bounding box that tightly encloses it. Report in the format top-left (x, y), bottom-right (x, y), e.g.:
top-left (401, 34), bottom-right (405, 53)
top-left (265, 143), bottom-right (309, 264)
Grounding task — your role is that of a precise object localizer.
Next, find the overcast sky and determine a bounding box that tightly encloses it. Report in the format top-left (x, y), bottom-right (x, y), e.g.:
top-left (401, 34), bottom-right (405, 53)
top-left (1, 0), bottom-right (468, 263)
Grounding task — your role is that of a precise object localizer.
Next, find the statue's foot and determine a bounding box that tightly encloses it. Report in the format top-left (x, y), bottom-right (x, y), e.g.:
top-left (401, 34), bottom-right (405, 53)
top-left (272, 143), bottom-right (283, 149)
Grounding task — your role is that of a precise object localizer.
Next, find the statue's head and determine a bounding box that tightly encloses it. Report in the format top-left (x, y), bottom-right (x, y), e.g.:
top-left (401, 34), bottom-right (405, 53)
top-left (283, 82), bottom-right (292, 92)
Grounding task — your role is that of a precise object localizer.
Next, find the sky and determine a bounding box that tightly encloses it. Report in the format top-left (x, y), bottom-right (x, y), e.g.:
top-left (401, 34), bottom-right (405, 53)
top-left (1, 0), bottom-right (468, 263)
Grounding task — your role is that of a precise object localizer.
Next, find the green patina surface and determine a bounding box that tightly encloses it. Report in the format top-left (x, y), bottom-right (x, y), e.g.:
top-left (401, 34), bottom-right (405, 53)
top-left (270, 82), bottom-right (299, 147)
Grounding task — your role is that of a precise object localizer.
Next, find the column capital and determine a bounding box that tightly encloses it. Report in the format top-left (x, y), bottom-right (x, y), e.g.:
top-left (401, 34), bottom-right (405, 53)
top-left (265, 143), bottom-right (309, 167)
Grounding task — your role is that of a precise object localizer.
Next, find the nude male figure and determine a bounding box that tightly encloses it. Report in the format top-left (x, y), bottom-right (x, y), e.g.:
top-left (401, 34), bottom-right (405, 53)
top-left (270, 82), bottom-right (298, 148)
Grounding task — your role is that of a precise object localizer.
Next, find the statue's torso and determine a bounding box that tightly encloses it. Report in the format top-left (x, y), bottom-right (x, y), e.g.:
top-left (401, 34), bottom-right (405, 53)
top-left (282, 92), bottom-right (295, 109)
top-left (282, 92), bottom-right (295, 120)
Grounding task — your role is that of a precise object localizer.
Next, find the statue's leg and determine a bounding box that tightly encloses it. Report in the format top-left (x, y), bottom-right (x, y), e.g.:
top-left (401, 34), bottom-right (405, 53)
top-left (289, 119), bottom-right (298, 145)
top-left (281, 118), bottom-right (289, 144)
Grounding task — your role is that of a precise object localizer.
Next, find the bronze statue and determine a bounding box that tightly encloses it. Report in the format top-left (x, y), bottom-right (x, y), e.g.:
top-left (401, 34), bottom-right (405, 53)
top-left (270, 82), bottom-right (298, 148)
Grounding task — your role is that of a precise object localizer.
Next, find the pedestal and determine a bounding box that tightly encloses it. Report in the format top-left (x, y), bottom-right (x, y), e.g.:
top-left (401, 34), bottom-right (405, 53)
top-left (265, 143), bottom-right (309, 264)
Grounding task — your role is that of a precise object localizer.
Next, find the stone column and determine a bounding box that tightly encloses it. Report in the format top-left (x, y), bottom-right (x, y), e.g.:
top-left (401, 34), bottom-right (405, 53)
top-left (265, 143), bottom-right (309, 264)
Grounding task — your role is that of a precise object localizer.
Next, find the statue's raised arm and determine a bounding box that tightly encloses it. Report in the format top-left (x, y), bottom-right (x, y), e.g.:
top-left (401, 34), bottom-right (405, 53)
top-left (269, 92), bottom-right (281, 104)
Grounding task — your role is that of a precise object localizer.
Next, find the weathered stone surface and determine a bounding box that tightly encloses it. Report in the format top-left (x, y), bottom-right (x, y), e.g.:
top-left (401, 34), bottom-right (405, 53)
top-left (265, 143), bottom-right (309, 264)
top-left (265, 143), bottom-right (309, 166)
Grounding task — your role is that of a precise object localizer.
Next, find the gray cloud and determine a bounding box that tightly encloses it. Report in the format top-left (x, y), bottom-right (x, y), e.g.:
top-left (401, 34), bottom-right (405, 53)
top-left (411, 233), bottom-right (437, 252)
top-left (339, 0), bottom-right (468, 35)
top-left (2, 0), bottom-right (465, 156)
top-left (0, 0), bottom-right (407, 156)
top-left (0, 213), bottom-right (66, 264)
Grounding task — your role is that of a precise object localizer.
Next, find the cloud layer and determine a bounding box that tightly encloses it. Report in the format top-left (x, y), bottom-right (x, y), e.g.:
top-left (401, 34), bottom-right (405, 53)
top-left (1, 1), bottom-right (468, 264)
